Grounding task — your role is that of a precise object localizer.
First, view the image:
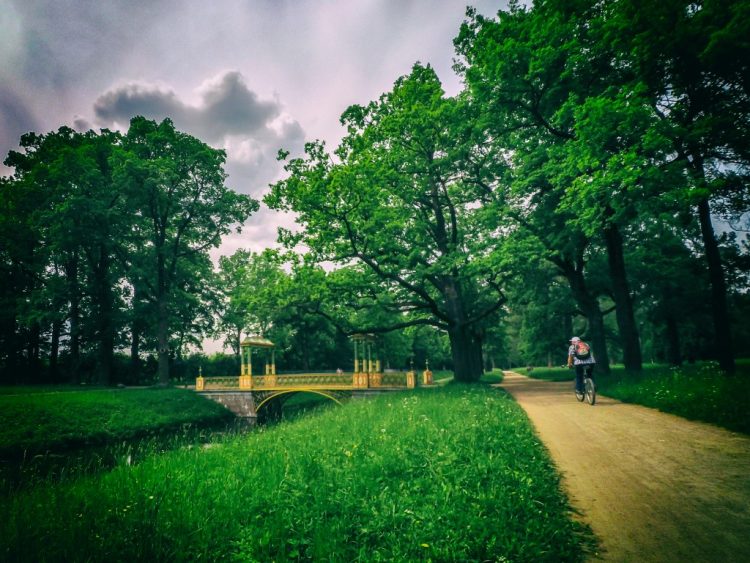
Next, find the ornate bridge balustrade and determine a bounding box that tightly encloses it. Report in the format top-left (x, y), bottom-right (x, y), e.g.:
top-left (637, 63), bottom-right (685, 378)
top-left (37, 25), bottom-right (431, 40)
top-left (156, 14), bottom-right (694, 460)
top-left (196, 371), bottom-right (415, 391)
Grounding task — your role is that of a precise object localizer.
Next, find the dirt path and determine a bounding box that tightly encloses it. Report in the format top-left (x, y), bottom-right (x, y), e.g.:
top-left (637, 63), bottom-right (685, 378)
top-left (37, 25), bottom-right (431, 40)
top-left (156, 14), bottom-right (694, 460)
top-left (499, 372), bottom-right (750, 562)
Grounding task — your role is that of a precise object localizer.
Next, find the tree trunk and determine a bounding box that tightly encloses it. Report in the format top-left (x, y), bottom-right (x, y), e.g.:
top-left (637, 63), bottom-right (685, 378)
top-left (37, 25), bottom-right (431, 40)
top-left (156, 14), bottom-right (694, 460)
top-left (27, 321), bottom-right (41, 383)
top-left (66, 257), bottom-right (81, 384)
top-left (50, 319), bottom-right (61, 382)
top-left (563, 312), bottom-right (573, 344)
top-left (94, 251), bottom-right (114, 386)
top-left (664, 313), bottom-right (682, 366)
top-left (443, 278), bottom-right (483, 382)
top-left (696, 198), bottom-right (735, 373)
top-left (157, 297), bottom-right (170, 385)
top-left (565, 265), bottom-right (611, 375)
top-left (448, 324), bottom-right (483, 382)
top-left (603, 221), bottom-right (642, 372)
top-left (130, 321), bottom-right (142, 382)
top-left (155, 245), bottom-right (171, 386)
top-left (234, 327), bottom-right (242, 373)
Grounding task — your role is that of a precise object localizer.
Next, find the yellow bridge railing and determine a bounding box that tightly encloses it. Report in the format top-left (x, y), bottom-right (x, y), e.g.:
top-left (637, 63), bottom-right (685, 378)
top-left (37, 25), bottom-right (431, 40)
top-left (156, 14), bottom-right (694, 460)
top-left (196, 371), bottom-right (425, 391)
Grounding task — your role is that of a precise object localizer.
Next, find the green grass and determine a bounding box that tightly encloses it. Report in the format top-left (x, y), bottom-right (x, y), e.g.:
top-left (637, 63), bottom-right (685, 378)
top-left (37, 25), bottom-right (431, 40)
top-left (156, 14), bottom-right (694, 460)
top-left (0, 388), bottom-right (234, 458)
top-left (416, 368), bottom-right (503, 384)
top-left (430, 369), bottom-right (454, 382)
top-left (480, 369), bottom-right (505, 384)
top-left (2, 386), bottom-right (594, 561)
top-left (522, 361), bottom-right (750, 435)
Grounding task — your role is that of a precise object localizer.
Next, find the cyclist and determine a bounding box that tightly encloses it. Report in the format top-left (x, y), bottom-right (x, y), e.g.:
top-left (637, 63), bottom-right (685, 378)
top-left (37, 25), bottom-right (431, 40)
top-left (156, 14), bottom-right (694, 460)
top-left (567, 336), bottom-right (596, 395)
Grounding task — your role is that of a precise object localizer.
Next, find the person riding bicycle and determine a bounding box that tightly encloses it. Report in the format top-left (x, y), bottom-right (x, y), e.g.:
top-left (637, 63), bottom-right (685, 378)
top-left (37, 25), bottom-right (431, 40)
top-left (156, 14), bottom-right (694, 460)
top-left (567, 336), bottom-right (596, 394)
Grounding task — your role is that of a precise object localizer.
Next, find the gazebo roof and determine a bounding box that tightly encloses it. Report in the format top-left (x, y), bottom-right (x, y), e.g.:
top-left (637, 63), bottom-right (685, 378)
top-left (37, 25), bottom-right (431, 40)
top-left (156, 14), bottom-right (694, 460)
top-left (351, 333), bottom-right (376, 341)
top-left (241, 335), bottom-right (275, 348)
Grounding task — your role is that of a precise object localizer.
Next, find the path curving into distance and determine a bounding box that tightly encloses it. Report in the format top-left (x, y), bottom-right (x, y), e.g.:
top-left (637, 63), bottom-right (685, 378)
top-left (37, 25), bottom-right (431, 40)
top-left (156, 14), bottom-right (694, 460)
top-left (499, 372), bottom-right (750, 562)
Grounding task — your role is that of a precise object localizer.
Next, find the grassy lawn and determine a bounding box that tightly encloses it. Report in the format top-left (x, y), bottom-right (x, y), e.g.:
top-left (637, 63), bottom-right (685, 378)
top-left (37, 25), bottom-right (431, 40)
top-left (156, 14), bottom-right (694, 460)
top-left (2, 385), bottom-right (593, 561)
top-left (521, 361), bottom-right (750, 435)
top-left (420, 369), bottom-right (503, 384)
top-left (480, 369), bottom-right (504, 384)
top-left (0, 387), bottom-right (234, 459)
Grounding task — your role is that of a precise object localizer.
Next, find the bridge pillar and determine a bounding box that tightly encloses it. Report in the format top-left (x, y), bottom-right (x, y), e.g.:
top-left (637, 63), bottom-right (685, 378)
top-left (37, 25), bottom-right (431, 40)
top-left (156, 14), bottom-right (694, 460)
top-left (423, 359), bottom-right (433, 385)
top-left (201, 391), bottom-right (258, 421)
top-left (406, 370), bottom-right (416, 388)
top-left (353, 372), bottom-right (368, 388)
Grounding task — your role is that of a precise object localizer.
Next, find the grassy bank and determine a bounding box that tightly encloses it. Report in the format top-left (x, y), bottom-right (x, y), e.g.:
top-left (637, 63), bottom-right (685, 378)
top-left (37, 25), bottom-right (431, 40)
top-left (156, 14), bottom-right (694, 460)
top-left (0, 387), bottom-right (234, 459)
top-left (2, 385), bottom-right (593, 561)
top-left (523, 361), bottom-right (750, 435)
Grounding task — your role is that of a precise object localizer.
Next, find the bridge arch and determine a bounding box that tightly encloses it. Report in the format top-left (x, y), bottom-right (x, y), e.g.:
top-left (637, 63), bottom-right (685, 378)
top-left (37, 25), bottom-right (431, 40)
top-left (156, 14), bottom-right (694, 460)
top-left (255, 389), bottom-right (345, 412)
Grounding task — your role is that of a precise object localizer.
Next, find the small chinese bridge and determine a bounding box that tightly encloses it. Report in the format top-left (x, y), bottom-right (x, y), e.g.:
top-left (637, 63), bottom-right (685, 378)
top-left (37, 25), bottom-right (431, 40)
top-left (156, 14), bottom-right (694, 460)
top-left (196, 334), bottom-right (433, 421)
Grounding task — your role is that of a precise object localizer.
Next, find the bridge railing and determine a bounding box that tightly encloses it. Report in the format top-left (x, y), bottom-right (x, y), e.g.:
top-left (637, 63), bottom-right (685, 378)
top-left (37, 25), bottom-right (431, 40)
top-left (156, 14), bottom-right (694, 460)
top-left (200, 376), bottom-right (240, 390)
top-left (197, 371), bottom-right (416, 391)
top-left (256, 373), bottom-right (354, 387)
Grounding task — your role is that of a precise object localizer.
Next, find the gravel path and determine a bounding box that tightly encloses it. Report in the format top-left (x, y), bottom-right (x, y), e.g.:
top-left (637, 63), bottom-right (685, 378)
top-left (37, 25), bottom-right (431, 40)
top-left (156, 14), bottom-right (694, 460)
top-left (500, 372), bottom-right (750, 562)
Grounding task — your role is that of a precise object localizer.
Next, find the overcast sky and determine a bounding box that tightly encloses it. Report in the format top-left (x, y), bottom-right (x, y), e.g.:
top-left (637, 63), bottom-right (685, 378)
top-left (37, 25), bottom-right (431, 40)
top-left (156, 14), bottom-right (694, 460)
top-left (2, 0), bottom-right (506, 252)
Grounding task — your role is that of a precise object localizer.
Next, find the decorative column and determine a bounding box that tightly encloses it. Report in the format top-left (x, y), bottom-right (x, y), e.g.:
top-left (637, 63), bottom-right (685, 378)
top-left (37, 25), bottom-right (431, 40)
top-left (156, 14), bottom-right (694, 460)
top-left (353, 337), bottom-right (359, 375)
top-left (368, 335), bottom-right (382, 387)
top-left (239, 339), bottom-right (253, 389)
top-left (271, 349), bottom-right (276, 375)
top-left (196, 366), bottom-right (205, 391)
top-left (352, 335), bottom-right (368, 388)
top-left (423, 359), bottom-right (433, 385)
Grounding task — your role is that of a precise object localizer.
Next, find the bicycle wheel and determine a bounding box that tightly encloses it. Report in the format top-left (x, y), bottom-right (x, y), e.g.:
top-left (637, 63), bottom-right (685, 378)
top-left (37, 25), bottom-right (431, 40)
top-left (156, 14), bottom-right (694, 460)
top-left (575, 385), bottom-right (584, 402)
top-left (584, 377), bottom-right (596, 405)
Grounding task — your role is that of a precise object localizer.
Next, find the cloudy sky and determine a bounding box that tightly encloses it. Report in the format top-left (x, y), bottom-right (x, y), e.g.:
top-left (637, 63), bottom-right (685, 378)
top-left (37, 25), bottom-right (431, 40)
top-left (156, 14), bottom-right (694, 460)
top-left (2, 0), bottom-right (507, 257)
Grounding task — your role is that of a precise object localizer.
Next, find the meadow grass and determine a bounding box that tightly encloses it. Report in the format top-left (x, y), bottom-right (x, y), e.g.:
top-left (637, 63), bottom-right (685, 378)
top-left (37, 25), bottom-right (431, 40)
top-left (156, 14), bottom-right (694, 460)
top-left (2, 385), bottom-right (593, 562)
top-left (480, 369), bottom-right (504, 384)
top-left (523, 361), bottom-right (750, 435)
top-left (0, 387), bottom-right (234, 458)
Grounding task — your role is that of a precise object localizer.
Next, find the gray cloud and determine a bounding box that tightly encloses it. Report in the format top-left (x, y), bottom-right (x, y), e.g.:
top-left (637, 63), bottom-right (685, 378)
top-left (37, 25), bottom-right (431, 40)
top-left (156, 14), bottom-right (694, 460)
top-left (93, 70), bottom-right (304, 196)
top-left (200, 72), bottom-right (281, 138)
top-left (94, 71), bottom-right (287, 143)
top-left (0, 86), bottom-right (40, 169)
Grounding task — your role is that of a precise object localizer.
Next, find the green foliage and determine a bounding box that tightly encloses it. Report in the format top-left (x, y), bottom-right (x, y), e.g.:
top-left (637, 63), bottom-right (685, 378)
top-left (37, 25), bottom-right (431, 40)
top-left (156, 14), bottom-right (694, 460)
top-left (2, 386), bottom-right (593, 561)
top-left (267, 64), bottom-right (508, 381)
top-left (0, 118), bottom-right (258, 385)
top-left (0, 388), bottom-right (233, 457)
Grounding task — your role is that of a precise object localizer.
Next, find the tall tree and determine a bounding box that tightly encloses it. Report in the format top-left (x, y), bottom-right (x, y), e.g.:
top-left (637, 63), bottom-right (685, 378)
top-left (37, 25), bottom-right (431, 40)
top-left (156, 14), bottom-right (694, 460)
top-left (267, 65), bottom-right (507, 382)
top-left (116, 117), bottom-right (258, 385)
top-left (455, 2), bottom-right (643, 372)
top-left (599, 0), bottom-right (750, 372)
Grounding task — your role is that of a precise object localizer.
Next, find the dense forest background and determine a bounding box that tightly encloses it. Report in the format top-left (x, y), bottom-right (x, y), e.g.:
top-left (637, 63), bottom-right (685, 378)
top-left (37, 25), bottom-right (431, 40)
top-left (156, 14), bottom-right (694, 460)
top-left (1, 0), bottom-right (748, 385)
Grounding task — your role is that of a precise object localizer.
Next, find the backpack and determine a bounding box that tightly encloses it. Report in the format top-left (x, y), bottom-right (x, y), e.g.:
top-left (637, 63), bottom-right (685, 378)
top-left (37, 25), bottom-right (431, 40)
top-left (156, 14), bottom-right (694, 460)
top-left (574, 340), bottom-right (591, 360)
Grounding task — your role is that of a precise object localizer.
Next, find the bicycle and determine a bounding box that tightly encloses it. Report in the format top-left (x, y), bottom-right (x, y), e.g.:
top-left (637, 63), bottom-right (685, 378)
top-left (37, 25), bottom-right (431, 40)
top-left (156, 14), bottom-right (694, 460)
top-left (574, 365), bottom-right (596, 405)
